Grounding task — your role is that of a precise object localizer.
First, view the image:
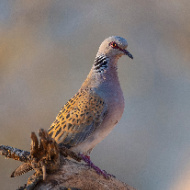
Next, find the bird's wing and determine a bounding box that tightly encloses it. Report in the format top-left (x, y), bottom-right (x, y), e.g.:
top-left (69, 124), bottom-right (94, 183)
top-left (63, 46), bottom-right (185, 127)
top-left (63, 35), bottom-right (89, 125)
top-left (48, 89), bottom-right (107, 147)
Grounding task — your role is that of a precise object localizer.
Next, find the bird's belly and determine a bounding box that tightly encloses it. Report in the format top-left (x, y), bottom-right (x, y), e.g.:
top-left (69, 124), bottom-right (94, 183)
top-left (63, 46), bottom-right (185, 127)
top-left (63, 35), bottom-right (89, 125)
top-left (94, 97), bottom-right (125, 142)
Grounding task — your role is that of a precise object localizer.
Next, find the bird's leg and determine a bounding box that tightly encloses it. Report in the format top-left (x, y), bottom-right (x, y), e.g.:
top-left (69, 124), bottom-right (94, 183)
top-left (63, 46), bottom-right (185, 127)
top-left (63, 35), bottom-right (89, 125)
top-left (79, 153), bottom-right (113, 179)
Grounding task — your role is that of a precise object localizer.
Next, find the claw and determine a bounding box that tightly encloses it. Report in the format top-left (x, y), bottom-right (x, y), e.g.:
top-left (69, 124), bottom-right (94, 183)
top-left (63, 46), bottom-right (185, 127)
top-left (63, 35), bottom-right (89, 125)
top-left (79, 153), bottom-right (113, 179)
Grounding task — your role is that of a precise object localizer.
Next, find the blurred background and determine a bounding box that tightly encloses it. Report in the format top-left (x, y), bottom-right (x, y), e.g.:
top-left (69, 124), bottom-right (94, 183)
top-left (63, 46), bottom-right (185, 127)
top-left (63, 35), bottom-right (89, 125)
top-left (0, 0), bottom-right (190, 189)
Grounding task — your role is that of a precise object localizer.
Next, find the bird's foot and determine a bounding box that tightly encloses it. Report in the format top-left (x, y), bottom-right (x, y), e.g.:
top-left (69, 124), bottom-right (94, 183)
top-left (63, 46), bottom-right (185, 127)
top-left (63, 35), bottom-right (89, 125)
top-left (79, 153), bottom-right (114, 179)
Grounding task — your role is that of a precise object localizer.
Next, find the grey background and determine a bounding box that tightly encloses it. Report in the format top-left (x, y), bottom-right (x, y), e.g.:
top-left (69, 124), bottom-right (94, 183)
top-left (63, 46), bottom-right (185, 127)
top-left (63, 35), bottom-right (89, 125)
top-left (0, 1), bottom-right (190, 189)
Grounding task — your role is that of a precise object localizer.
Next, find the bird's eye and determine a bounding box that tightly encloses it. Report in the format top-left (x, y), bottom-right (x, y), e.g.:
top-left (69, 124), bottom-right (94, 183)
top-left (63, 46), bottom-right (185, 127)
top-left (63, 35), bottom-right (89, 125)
top-left (110, 41), bottom-right (118, 48)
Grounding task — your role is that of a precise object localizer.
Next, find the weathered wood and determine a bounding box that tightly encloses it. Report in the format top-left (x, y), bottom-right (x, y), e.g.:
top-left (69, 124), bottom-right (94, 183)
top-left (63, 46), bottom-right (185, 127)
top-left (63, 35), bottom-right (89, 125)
top-left (0, 129), bottom-right (136, 190)
top-left (34, 156), bottom-right (136, 190)
top-left (0, 145), bottom-right (30, 162)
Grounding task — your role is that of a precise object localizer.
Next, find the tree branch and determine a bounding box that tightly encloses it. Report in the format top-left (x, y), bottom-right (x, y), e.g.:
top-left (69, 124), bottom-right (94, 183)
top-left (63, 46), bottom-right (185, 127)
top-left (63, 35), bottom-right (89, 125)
top-left (0, 129), bottom-right (136, 190)
top-left (34, 156), bottom-right (136, 190)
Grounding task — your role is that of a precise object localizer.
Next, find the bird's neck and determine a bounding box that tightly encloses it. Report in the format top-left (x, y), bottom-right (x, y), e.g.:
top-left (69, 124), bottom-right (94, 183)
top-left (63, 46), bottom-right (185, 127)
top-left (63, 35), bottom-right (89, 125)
top-left (92, 53), bottom-right (119, 73)
top-left (81, 54), bottom-right (120, 89)
top-left (92, 54), bottom-right (111, 73)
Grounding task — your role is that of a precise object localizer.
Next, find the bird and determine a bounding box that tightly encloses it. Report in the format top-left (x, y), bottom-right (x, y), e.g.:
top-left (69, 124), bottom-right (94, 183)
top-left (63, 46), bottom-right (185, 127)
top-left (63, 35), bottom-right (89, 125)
top-left (48, 36), bottom-right (133, 177)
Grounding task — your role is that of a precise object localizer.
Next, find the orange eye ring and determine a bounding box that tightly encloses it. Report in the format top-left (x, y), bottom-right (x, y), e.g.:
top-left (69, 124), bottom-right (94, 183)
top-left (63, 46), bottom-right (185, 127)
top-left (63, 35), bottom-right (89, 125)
top-left (110, 41), bottom-right (118, 48)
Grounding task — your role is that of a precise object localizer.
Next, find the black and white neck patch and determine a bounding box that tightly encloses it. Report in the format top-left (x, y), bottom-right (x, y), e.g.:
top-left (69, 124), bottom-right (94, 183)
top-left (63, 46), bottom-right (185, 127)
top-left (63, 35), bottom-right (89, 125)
top-left (93, 54), bottom-right (109, 73)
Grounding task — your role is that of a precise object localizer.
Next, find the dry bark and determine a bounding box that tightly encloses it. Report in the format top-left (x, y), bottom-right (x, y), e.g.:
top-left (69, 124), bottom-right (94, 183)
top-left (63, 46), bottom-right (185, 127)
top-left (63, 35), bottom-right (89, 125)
top-left (0, 129), bottom-right (136, 190)
top-left (34, 156), bottom-right (136, 190)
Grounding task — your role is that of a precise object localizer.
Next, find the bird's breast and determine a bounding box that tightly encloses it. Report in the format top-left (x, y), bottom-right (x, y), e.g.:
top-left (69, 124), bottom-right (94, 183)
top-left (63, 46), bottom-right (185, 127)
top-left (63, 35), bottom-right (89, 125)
top-left (94, 81), bottom-right (125, 138)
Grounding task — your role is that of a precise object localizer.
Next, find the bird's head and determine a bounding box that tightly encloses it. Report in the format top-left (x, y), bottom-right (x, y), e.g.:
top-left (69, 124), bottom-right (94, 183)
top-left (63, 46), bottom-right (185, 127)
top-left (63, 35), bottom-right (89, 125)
top-left (97, 36), bottom-right (133, 59)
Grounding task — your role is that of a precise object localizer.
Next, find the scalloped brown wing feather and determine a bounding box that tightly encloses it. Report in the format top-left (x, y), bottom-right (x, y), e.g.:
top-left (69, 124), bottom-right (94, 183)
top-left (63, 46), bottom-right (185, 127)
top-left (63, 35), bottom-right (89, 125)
top-left (48, 89), bottom-right (107, 147)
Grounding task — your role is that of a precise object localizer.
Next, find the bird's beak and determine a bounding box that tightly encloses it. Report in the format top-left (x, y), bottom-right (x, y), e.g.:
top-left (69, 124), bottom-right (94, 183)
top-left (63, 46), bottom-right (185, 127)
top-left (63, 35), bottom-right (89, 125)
top-left (123, 49), bottom-right (133, 59)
